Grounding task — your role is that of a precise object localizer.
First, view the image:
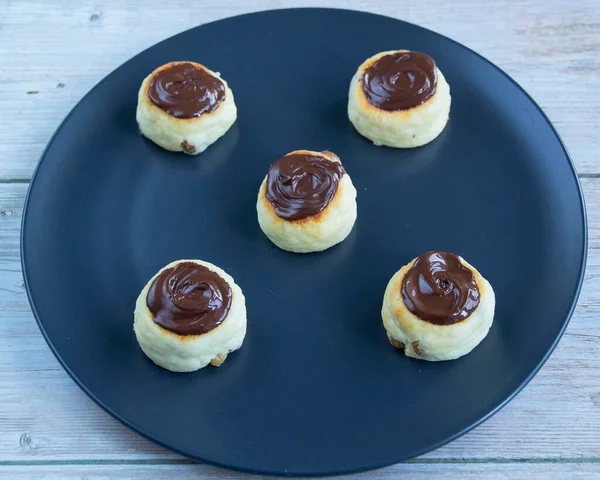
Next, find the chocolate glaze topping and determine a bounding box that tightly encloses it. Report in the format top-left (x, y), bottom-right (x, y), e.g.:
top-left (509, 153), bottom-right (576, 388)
top-left (401, 251), bottom-right (480, 325)
top-left (362, 51), bottom-right (437, 111)
top-left (147, 262), bottom-right (232, 336)
top-left (148, 62), bottom-right (225, 119)
top-left (265, 152), bottom-right (345, 221)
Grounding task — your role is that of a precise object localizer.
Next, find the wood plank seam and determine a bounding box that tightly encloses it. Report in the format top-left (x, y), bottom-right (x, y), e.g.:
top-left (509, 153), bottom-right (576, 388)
top-left (1, 458), bottom-right (600, 466)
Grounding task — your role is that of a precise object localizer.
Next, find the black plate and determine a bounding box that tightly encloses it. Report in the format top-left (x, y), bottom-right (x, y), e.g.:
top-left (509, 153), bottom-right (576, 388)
top-left (22, 8), bottom-right (587, 477)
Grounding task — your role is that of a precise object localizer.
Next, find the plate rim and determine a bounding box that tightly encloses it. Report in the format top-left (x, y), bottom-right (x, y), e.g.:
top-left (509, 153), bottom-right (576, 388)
top-left (20, 7), bottom-right (588, 477)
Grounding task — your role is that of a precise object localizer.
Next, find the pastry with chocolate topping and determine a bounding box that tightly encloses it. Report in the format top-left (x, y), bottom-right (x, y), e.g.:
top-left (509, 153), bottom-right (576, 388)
top-left (136, 61), bottom-right (237, 155)
top-left (256, 149), bottom-right (357, 253)
top-left (381, 251), bottom-right (495, 361)
top-left (348, 50), bottom-right (451, 148)
top-left (133, 259), bottom-right (247, 372)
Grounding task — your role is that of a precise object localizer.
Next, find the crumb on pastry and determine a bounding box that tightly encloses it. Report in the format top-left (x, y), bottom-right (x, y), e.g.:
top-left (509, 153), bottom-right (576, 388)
top-left (181, 140), bottom-right (196, 154)
top-left (210, 353), bottom-right (228, 367)
top-left (388, 335), bottom-right (405, 350)
top-left (412, 341), bottom-right (424, 357)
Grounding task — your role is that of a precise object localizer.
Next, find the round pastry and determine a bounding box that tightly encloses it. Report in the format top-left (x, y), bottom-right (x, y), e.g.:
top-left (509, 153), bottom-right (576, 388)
top-left (256, 150), bottom-right (357, 253)
top-left (133, 259), bottom-right (246, 372)
top-left (348, 50), bottom-right (451, 148)
top-left (136, 61), bottom-right (237, 155)
top-left (382, 251), bottom-right (495, 361)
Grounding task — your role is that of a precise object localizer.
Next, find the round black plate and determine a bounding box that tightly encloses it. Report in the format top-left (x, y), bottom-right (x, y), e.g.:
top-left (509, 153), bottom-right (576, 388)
top-left (22, 8), bottom-right (586, 477)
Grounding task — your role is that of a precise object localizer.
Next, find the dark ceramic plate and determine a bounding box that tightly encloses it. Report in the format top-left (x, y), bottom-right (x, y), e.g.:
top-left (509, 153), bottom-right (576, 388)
top-left (21, 8), bottom-right (587, 477)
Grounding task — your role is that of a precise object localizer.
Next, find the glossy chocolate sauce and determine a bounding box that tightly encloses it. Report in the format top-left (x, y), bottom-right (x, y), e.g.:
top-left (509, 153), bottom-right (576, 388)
top-left (147, 262), bottom-right (232, 336)
top-left (362, 51), bottom-right (437, 111)
top-left (148, 62), bottom-right (225, 118)
top-left (401, 251), bottom-right (480, 325)
top-left (265, 152), bottom-right (345, 221)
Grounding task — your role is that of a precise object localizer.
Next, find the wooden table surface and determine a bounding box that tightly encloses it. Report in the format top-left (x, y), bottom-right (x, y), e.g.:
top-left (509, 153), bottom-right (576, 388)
top-left (1, 1), bottom-right (599, 478)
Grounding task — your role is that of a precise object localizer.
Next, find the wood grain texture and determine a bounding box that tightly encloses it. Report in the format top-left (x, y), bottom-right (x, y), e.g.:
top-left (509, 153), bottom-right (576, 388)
top-left (2, 1), bottom-right (599, 478)
top-left (0, 0), bottom-right (599, 179)
top-left (1, 463), bottom-right (600, 480)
